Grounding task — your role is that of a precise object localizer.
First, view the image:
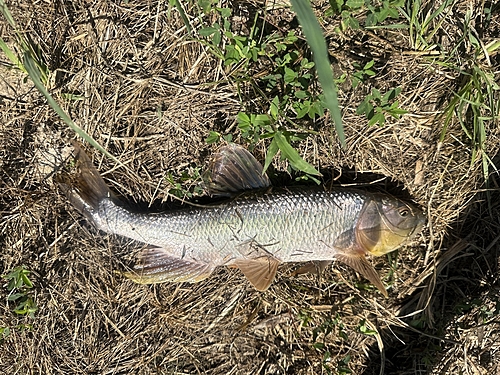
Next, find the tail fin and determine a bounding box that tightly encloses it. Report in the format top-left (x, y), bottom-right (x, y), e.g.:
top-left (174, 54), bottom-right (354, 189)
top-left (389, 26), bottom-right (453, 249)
top-left (58, 142), bottom-right (114, 219)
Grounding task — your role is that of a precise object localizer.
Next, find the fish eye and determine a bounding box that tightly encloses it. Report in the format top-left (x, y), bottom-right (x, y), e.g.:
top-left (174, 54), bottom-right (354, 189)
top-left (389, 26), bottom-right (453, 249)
top-left (399, 208), bottom-right (409, 217)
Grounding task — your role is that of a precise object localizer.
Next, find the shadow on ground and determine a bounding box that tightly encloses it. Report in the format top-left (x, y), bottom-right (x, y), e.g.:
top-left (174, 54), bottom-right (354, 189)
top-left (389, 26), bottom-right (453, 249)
top-left (361, 186), bottom-right (500, 375)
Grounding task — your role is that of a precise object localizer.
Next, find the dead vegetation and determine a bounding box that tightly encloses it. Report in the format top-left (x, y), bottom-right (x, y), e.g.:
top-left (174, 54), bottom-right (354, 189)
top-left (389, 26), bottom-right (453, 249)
top-left (1, 0), bottom-right (499, 374)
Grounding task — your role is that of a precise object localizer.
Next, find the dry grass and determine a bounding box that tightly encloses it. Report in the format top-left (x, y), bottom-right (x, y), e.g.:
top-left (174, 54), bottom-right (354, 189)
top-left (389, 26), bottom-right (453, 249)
top-left (1, 0), bottom-right (499, 374)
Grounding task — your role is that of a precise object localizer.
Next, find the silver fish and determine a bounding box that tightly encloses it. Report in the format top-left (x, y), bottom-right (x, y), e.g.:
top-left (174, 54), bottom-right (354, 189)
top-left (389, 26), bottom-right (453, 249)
top-left (61, 144), bottom-right (425, 296)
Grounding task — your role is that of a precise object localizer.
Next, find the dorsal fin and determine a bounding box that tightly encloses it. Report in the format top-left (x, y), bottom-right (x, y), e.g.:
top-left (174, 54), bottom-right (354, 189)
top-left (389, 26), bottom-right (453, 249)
top-left (204, 144), bottom-right (271, 197)
top-left (233, 256), bottom-right (280, 291)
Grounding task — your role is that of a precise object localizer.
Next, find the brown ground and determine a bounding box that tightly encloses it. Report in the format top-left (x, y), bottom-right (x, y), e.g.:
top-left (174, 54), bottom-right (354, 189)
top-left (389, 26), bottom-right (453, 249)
top-left (1, 1), bottom-right (499, 374)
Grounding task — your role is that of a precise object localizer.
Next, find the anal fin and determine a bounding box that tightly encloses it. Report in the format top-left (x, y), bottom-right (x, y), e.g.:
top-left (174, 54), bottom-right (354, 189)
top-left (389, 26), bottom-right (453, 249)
top-left (122, 247), bottom-right (214, 285)
top-left (335, 253), bottom-right (388, 297)
top-left (233, 256), bottom-right (280, 291)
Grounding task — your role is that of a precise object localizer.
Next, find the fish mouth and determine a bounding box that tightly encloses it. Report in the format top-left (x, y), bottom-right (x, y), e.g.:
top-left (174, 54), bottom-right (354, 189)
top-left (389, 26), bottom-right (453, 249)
top-left (410, 215), bottom-right (427, 237)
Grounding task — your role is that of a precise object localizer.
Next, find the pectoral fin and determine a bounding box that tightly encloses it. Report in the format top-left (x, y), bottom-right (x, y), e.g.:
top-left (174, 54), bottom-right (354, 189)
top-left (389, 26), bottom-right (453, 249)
top-left (233, 256), bottom-right (280, 291)
top-left (292, 261), bottom-right (332, 276)
top-left (335, 253), bottom-right (388, 297)
top-left (122, 247), bottom-right (214, 284)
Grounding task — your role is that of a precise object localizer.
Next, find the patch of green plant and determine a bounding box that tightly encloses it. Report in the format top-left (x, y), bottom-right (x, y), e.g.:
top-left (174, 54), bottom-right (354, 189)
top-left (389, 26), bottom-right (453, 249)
top-left (398, 0), bottom-right (458, 51)
top-left (4, 266), bottom-right (38, 318)
top-left (198, 10), bottom-right (325, 125)
top-left (290, 0), bottom-right (344, 145)
top-left (0, 0), bottom-right (49, 84)
top-left (298, 309), bottom-right (313, 327)
top-left (479, 300), bottom-right (500, 322)
top-left (337, 354), bottom-right (353, 374)
top-left (454, 295), bottom-right (500, 324)
top-left (357, 319), bottom-right (377, 335)
top-left (356, 87), bottom-right (407, 126)
top-left (438, 9), bottom-right (500, 181)
top-left (350, 60), bottom-right (376, 89)
top-left (205, 131), bottom-right (232, 145)
top-left (1, 266), bottom-right (38, 342)
top-left (237, 112), bottom-right (321, 178)
top-left (165, 167), bottom-right (204, 199)
top-left (197, 1), bottom-right (343, 177)
top-left (326, 0), bottom-right (404, 31)
top-left (310, 313), bottom-right (350, 373)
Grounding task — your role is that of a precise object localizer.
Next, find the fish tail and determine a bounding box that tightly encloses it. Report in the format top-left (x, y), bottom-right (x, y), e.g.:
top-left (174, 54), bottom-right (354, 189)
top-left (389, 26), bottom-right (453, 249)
top-left (58, 142), bottom-right (114, 219)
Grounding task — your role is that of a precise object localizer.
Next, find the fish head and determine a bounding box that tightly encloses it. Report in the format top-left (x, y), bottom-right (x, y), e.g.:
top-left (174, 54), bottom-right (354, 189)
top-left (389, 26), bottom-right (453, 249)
top-left (356, 196), bottom-right (426, 256)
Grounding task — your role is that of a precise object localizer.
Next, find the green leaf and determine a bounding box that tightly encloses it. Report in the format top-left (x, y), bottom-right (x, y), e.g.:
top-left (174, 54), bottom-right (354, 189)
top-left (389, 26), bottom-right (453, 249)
top-left (270, 96), bottom-right (280, 120)
top-left (253, 114), bottom-right (271, 126)
top-left (284, 67), bottom-right (298, 83)
top-left (274, 132), bottom-right (320, 175)
top-left (205, 131), bottom-right (220, 144)
top-left (368, 112), bottom-right (386, 126)
top-left (0, 37), bottom-right (26, 73)
top-left (263, 136), bottom-right (279, 173)
top-left (371, 88), bottom-right (381, 100)
top-left (295, 102), bottom-right (310, 119)
top-left (7, 293), bottom-right (25, 301)
top-left (21, 274), bottom-right (33, 288)
top-left (291, 0), bottom-right (345, 146)
top-left (213, 30), bottom-right (221, 45)
top-left (294, 90), bottom-right (308, 99)
top-left (0, 327), bottom-right (11, 339)
top-left (199, 27), bottom-right (218, 36)
top-left (312, 342), bottom-right (325, 350)
top-left (346, 0), bottom-right (363, 9)
top-left (309, 101), bottom-right (325, 118)
top-left (356, 99), bottom-right (372, 116)
top-left (0, 0), bottom-right (18, 29)
top-left (382, 87), bottom-right (401, 102)
top-left (329, 0), bottom-right (344, 13)
top-left (219, 7), bottom-right (231, 18)
top-left (364, 60), bottom-right (375, 69)
top-left (237, 112), bottom-right (250, 125)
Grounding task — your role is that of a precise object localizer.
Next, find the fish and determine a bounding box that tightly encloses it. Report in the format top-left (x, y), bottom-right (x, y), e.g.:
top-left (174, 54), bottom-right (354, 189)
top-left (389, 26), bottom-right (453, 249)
top-left (60, 143), bottom-right (426, 297)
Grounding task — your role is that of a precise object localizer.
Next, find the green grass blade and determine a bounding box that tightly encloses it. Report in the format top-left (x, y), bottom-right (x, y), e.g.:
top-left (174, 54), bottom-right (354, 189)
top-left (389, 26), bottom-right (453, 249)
top-left (290, 0), bottom-right (345, 147)
top-left (365, 24), bottom-right (409, 30)
top-left (23, 52), bottom-right (124, 166)
top-left (263, 137), bottom-right (279, 173)
top-left (274, 131), bottom-right (320, 175)
top-left (485, 39), bottom-right (500, 54)
top-left (0, 0), bottom-right (18, 29)
top-left (420, 0), bottom-right (455, 34)
top-left (171, 0), bottom-right (192, 34)
top-left (0, 37), bottom-right (26, 72)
